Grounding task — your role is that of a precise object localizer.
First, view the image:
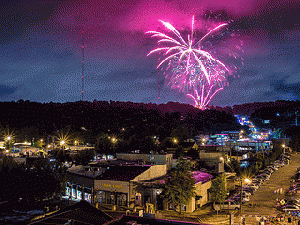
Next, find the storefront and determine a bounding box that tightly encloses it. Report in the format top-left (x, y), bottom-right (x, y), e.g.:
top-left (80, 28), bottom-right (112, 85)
top-left (94, 180), bottom-right (130, 207)
top-left (65, 182), bottom-right (92, 203)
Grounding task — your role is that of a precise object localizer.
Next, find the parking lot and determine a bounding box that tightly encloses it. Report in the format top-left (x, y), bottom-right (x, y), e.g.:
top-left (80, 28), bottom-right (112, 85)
top-left (236, 152), bottom-right (300, 223)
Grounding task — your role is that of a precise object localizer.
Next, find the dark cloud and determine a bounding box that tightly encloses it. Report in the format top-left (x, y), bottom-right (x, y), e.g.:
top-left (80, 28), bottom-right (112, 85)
top-left (0, 85), bottom-right (17, 97)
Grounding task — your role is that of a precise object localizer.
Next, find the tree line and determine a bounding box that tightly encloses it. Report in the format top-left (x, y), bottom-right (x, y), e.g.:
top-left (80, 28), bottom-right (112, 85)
top-left (0, 154), bottom-right (68, 203)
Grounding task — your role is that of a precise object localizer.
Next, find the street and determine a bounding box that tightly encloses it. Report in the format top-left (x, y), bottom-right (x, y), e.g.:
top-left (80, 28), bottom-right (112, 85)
top-left (234, 152), bottom-right (300, 224)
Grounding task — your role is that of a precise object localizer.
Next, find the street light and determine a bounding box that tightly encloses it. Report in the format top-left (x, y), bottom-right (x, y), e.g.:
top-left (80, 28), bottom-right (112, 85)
top-left (60, 140), bottom-right (66, 150)
top-left (240, 178), bottom-right (251, 215)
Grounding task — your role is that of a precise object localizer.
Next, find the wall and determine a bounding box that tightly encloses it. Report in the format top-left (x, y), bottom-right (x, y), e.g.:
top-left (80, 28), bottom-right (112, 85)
top-left (68, 172), bottom-right (94, 188)
top-left (132, 165), bottom-right (167, 182)
top-left (186, 181), bottom-right (212, 212)
top-left (164, 180), bottom-right (212, 213)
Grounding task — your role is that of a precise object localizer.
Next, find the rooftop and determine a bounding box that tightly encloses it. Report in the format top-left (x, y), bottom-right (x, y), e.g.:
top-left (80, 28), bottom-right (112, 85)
top-left (69, 165), bottom-right (151, 181)
top-left (104, 215), bottom-right (209, 225)
top-left (29, 200), bottom-right (113, 225)
top-left (136, 170), bottom-right (214, 186)
top-left (192, 171), bottom-right (214, 184)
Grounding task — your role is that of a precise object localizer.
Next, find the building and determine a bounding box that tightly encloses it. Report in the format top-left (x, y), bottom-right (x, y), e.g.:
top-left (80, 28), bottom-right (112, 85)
top-left (198, 150), bottom-right (225, 174)
top-left (104, 214), bottom-right (209, 225)
top-left (115, 153), bottom-right (174, 171)
top-left (221, 131), bottom-right (240, 140)
top-left (66, 161), bottom-right (168, 210)
top-left (231, 140), bottom-right (272, 150)
top-left (30, 200), bottom-right (209, 225)
top-left (134, 170), bottom-right (214, 213)
top-left (29, 200), bottom-right (114, 224)
top-left (65, 152), bottom-right (219, 214)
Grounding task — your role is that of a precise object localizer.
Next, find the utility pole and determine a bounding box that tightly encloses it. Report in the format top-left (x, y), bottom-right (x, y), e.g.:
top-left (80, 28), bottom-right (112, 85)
top-left (240, 179), bottom-right (243, 216)
top-left (52, 136), bottom-right (55, 151)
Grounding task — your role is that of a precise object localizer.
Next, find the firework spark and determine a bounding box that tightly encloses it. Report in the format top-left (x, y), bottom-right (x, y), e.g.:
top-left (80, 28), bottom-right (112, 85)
top-left (147, 15), bottom-right (241, 109)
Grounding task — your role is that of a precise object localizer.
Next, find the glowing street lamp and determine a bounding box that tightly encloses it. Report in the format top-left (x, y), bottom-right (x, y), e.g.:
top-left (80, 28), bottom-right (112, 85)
top-left (240, 178), bottom-right (251, 215)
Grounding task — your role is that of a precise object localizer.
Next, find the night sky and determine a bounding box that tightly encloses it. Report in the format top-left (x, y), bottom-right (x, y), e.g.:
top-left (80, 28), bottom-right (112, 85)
top-left (1, 0), bottom-right (300, 107)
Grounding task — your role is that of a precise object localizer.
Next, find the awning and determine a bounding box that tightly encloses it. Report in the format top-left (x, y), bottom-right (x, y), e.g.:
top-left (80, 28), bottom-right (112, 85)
top-left (84, 187), bottom-right (92, 193)
top-left (195, 196), bottom-right (202, 200)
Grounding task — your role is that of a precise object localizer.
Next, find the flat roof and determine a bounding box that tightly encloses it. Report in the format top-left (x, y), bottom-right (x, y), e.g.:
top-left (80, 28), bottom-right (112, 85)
top-left (97, 165), bottom-right (151, 181)
top-left (69, 165), bottom-right (151, 181)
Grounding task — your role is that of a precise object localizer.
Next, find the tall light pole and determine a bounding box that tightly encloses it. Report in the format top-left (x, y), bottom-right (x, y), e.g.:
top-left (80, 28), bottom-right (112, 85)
top-left (240, 178), bottom-right (250, 215)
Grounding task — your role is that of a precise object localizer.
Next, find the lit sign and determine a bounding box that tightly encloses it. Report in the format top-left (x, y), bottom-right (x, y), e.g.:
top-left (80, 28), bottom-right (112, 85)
top-left (264, 120), bottom-right (270, 124)
top-left (102, 183), bottom-right (122, 189)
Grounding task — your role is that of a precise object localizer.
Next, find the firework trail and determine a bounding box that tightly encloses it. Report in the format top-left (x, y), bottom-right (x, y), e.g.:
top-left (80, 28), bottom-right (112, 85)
top-left (146, 15), bottom-right (241, 109)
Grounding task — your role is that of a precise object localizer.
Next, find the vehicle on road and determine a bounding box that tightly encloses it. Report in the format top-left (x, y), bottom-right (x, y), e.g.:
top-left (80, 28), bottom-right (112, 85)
top-left (281, 205), bottom-right (300, 212)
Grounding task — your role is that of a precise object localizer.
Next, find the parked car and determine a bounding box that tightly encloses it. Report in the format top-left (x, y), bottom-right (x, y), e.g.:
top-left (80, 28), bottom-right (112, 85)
top-left (289, 197), bottom-right (300, 203)
top-left (251, 181), bottom-right (261, 186)
top-left (241, 191), bottom-right (251, 196)
top-left (281, 205), bottom-right (300, 212)
top-left (245, 184), bottom-right (259, 190)
top-left (264, 168), bottom-right (274, 173)
top-left (232, 195), bottom-right (250, 202)
top-left (234, 192), bottom-right (251, 198)
top-left (213, 201), bottom-right (240, 211)
top-left (258, 173), bottom-right (270, 179)
top-left (243, 188), bottom-right (255, 195)
top-left (253, 177), bottom-right (265, 182)
top-left (262, 170), bottom-right (272, 175)
top-left (286, 200), bottom-right (300, 207)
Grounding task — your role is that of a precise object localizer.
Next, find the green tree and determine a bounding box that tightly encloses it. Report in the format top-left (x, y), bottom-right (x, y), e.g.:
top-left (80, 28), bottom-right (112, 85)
top-left (170, 126), bottom-right (192, 142)
top-left (289, 134), bottom-right (300, 152)
top-left (94, 133), bottom-right (114, 155)
top-left (72, 148), bottom-right (95, 165)
top-left (186, 146), bottom-right (199, 160)
top-left (49, 149), bottom-right (71, 163)
top-left (161, 157), bottom-right (196, 214)
top-left (175, 145), bottom-right (185, 158)
top-left (4, 140), bottom-right (14, 150)
top-left (125, 135), bottom-right (157, 154)
top-left (0, 154), bottom-right (67, 203)
top-left (210, 173), bottom-right (227, 214)
top-left (35, 140), bottom-right (44, 149)
top-left (160, 137), bottom-right (177, 150)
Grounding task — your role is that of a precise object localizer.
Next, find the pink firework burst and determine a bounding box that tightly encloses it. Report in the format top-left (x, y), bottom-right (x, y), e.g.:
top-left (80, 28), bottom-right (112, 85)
top-left (146, 15), bottom-right (242, 109)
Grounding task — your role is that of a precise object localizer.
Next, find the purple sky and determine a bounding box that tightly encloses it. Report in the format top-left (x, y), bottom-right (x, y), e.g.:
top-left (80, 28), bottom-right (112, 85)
top-left (0, 0), bottom-right (300, 107)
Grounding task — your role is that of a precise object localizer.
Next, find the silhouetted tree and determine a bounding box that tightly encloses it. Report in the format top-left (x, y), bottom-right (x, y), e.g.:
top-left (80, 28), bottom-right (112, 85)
top-left (72, 149), bottom-right (95, 165)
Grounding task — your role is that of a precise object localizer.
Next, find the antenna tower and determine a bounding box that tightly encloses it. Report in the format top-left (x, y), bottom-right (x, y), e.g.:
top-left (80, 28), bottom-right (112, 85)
top-left (81, 38), bottom-right (85, 101)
